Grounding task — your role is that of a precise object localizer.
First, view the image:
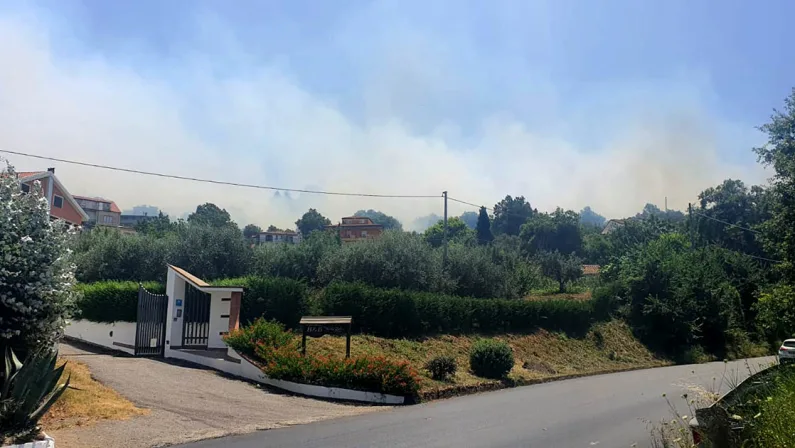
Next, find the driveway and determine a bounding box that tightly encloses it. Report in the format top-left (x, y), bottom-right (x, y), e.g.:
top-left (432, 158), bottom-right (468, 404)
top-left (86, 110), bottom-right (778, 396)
top-left (178, 357), bottom-right (774, 448)
top-left (51, 342), bottom-right (385, 448)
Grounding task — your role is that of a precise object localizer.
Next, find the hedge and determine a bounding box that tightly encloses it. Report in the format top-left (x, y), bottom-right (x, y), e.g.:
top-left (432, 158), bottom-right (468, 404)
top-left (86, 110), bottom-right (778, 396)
top-left (321, 281), bottom-right (596, 338)
top-left (213, 277), bottom-right (309, 328)
top-left (75, 281), bottom-right (165, 323)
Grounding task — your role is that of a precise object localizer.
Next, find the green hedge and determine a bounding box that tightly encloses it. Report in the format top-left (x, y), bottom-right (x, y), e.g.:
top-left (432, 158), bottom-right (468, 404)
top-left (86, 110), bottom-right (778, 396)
top-left (213, 276), bottom-right (309, 328)
top-left (321, 281), bottom-right (596, 338)
top-left (76, 281), bottom-right (165, 323)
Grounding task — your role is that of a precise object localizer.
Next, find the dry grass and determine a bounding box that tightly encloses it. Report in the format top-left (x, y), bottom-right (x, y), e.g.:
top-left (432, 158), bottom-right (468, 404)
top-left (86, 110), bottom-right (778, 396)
top-left (305, 319), bottom-right (668, 399)
top-left (40, 358), bottom-right (147, 431)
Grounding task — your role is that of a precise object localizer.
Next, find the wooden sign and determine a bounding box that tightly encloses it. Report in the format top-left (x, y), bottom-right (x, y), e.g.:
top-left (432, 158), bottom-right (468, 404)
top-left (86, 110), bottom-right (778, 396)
top-left (299, 316), bottom-right (353, 358)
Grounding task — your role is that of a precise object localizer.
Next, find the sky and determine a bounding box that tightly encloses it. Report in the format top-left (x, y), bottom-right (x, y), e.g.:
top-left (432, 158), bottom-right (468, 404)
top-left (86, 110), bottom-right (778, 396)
top-left (1, 0), bottom-right (793, 230)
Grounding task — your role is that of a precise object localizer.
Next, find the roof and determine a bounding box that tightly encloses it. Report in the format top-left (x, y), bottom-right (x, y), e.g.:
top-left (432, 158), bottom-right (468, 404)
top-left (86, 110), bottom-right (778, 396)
top-left (168, 264), bottom-right (209, 288)
top-left (17, 170), bottom-right (90, 222)
top-left (328, 223), bottom-right (384, 228)
top-left (73, 195), bottom-right (122, 213)
top-left (300, 316), bottom-right (353, 325)
top-left (582, 265), bottom-right (601, 275)
top-left (256, 230), bottom-right (298, 236)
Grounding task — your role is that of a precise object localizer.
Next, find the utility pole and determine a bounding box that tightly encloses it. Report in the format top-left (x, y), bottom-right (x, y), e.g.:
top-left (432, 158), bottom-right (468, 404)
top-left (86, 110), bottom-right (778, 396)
top-left (664, 196), bottom-right (668, 212)
top-left (688, 202), bottom-right (694, 247)
top-left (442, 191), bottom-right (448, 268)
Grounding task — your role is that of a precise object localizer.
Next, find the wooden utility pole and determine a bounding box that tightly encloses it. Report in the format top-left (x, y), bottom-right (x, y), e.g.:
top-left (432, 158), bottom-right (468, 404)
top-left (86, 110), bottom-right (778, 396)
top-left (688, 202), bottom-right (694, 247)
top-left (442, 191), bottom-right (448, 268)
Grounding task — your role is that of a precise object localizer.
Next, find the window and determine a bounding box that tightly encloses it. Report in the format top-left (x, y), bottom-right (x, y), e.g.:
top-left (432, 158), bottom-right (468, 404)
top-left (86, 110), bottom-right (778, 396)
top-left (102, 215), bottom-right (114, 224)
top-left (265, 234), bottom-right (273, 242)
top-left (20, 183), bottom-right (30, 193)
top-left (53, 195), bottom-right (64, 208)
top-left (361, 230), bottom-right (368, 237)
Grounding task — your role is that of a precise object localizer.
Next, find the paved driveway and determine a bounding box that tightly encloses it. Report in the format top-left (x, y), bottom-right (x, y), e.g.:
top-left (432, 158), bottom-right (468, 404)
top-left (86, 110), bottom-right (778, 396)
top-left (51, 342), bottom-right (385, 448)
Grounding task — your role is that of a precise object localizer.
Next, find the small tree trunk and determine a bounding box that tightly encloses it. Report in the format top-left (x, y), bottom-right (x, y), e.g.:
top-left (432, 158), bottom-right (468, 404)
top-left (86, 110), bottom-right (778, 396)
top-left (558, 279), bottom-right (565, 293)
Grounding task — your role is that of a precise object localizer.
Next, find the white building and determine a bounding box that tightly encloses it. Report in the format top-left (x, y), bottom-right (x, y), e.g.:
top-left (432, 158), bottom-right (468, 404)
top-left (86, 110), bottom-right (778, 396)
top-left (251, 230), bottom-right (302, 245)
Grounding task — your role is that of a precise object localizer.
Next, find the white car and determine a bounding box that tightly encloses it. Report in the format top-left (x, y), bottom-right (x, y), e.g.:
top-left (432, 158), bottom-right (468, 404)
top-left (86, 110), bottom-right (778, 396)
top-left (778, 339), bottom-right (795, 364)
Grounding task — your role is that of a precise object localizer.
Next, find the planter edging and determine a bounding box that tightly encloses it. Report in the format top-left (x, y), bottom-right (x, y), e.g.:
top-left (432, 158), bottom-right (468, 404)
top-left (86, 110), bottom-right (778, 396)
top-left (234, 351), bottom-right (406, 405)
top-left (1, 433), bottom-right (55, 448)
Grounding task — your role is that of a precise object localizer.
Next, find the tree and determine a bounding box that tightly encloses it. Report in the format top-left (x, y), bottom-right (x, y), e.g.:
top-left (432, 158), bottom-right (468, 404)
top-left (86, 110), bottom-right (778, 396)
top-left (492, 195), bottom-right (535, 236)
top-left (266, 225), bottom-right (284, 232)
top-left (135, 211), bottom-right (173, 236)
top-left (188, 203), bottom-right (236, 228)
top-left (243, 224), bottom-right (263, 238)
top-left (696, 179), bottom-right (768, 256)
top-left (295, 208), bottom-right (331, 236)
top-left (520, 208), bottom-right (582, 256)
top-left (460, 211), bottom-right (478, 229)
top-left (354, 209), bottom-right (403, 230)
top-left (754, 88), bottom-right (795, 281)
top-left (579, 206), bottom-right (606, 228)
top-left (1, 163), bottom-right (78, 359)
top-left (536, 251), bottom-right (583, 293)
top-left (635, 203), bottom-right (686, 223)
top-left (475, 207), bottom-right (493, 245)
top-left (424, 217), bottom-right (473, 247)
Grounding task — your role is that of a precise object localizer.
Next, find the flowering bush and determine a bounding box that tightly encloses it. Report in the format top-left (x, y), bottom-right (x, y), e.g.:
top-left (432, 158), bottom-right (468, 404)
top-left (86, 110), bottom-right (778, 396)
top-left (255, 344), bottom-right (420, 396)
top-left (0, 163), bottom-right (78, 359)
top-left (226, 320), bottom-right (420, 396)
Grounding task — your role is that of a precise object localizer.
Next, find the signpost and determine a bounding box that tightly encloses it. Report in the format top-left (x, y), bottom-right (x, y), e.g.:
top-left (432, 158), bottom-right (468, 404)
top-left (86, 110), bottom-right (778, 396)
top-left (299, 316), bottom-right (353, 358)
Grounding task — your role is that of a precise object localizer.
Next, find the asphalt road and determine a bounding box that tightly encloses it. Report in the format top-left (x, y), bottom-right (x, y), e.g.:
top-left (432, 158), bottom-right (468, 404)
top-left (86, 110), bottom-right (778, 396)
top-left (179, 358), bottom-right (773, 448)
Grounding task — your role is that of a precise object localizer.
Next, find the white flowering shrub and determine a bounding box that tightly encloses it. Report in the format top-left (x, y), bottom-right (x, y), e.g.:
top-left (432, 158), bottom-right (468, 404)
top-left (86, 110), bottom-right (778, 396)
top-left (0, 162), bottom-right (77, 359)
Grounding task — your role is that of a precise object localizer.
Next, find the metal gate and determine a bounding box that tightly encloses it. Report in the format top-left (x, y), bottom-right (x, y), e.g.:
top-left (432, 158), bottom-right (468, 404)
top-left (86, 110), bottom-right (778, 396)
top-left (135, 285), bottom-right (168, 356)
top-left (182, 283), bottom-right (211, 348)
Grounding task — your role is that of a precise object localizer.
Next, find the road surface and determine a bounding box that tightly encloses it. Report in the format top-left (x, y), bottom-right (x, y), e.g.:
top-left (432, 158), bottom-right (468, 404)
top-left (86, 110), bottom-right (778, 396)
top-left (179, 358), bottom-right (773, 448)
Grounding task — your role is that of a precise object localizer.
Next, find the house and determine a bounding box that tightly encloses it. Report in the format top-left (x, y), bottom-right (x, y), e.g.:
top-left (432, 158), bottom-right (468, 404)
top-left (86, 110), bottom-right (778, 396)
top-left (74, 195), bottom-right (122, 227)
top-left (601, 219), bottom-right (626, 235)
top-left (326, 216), bottom-right (384, 243)
top-left (17, 168), bottom-right (89, 225)
top-left (582, 265), bottom-right (600, 276)
top-left (251, 230), bottom-right (302, 245)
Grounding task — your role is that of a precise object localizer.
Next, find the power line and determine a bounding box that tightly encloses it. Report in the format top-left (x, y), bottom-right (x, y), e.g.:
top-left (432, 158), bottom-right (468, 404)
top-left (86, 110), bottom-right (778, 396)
top-left (691, 210), bottom-right (761, 234)
top-left (0, 149), bottom-right (441, 199)
top-left (448, 196), bottom-right (491, 211)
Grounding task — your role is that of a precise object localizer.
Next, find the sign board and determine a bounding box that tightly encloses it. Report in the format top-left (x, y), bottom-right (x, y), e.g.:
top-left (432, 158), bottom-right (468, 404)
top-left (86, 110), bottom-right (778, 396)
top-left (299, 316), bottom-right (353, 358)
top-left (176, 299), bottom-right (183, 307)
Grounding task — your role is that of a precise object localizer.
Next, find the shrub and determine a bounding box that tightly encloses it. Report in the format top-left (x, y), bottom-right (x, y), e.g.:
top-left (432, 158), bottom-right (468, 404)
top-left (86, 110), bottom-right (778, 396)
top-left (469, 339), bottom-right (514, 379)
top-left (424, 355), bottom-right (457, 381)
top-left (75, 281), bottom-right (165, 323)
top-left (754, 284), bottom-right (795, 348)
top-left (251, 231), bottom-right (339, 284)
top-left (224, 318), bottom-right (296, 358)
top-left (1, 163), bottom-right (78, 358)
top-left (214, 276), bottom-right (309, 328)
top-left (321, 281), bottom-right (596, 338)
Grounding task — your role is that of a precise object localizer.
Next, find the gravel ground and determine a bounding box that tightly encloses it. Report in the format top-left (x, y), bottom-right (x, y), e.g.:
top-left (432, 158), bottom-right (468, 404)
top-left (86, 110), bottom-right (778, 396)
top-left (50, 342), bottom-right (386, 448)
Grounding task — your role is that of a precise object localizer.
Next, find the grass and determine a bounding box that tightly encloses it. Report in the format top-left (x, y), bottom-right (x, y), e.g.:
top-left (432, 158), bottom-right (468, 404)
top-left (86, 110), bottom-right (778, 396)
top-left (524, 290), bottom-right (592, 301)
top-left (40, 358), bottom-right (147, 431)
top-left (302, 319), bottom-right (668, 399)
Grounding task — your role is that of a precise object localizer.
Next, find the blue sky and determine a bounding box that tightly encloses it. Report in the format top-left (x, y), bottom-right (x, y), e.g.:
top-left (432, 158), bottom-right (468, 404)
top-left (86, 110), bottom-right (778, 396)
top-left (0, 0), bottom-right (792, 227)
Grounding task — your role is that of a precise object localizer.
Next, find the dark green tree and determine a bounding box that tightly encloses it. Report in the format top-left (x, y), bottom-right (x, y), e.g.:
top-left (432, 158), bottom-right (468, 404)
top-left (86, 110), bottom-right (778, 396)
top-left (520, 208), bottom-right (582, 256)
top-left (354, 209), bottom-right (403, 230)
top-left (424, 217), bottom-right (473, 247)
top-left (695, 179), bottom-right (768, 256)
top-left (187, 203), bottom-right (236, 228)
top-left (266, 225), bottom-right (284, 232)
top-left (754, 88), bottom-right (795, 280)
top-left (475, 206), bottom-right (493, 245)
top-left (243, 224), bottom-right (263, 238)
top-left (460, 211), bottom-right (478, 229)
top-left (492, 195), bottom-right (535, 236)
top-left (134, 211), bottom-right (173, 236)
top-left (295, 208), bottom-right (331, 236)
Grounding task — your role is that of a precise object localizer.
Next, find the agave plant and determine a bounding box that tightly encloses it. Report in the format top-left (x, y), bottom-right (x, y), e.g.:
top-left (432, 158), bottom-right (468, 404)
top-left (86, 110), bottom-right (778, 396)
top-left (0, 346), bottom-right (70, 444)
